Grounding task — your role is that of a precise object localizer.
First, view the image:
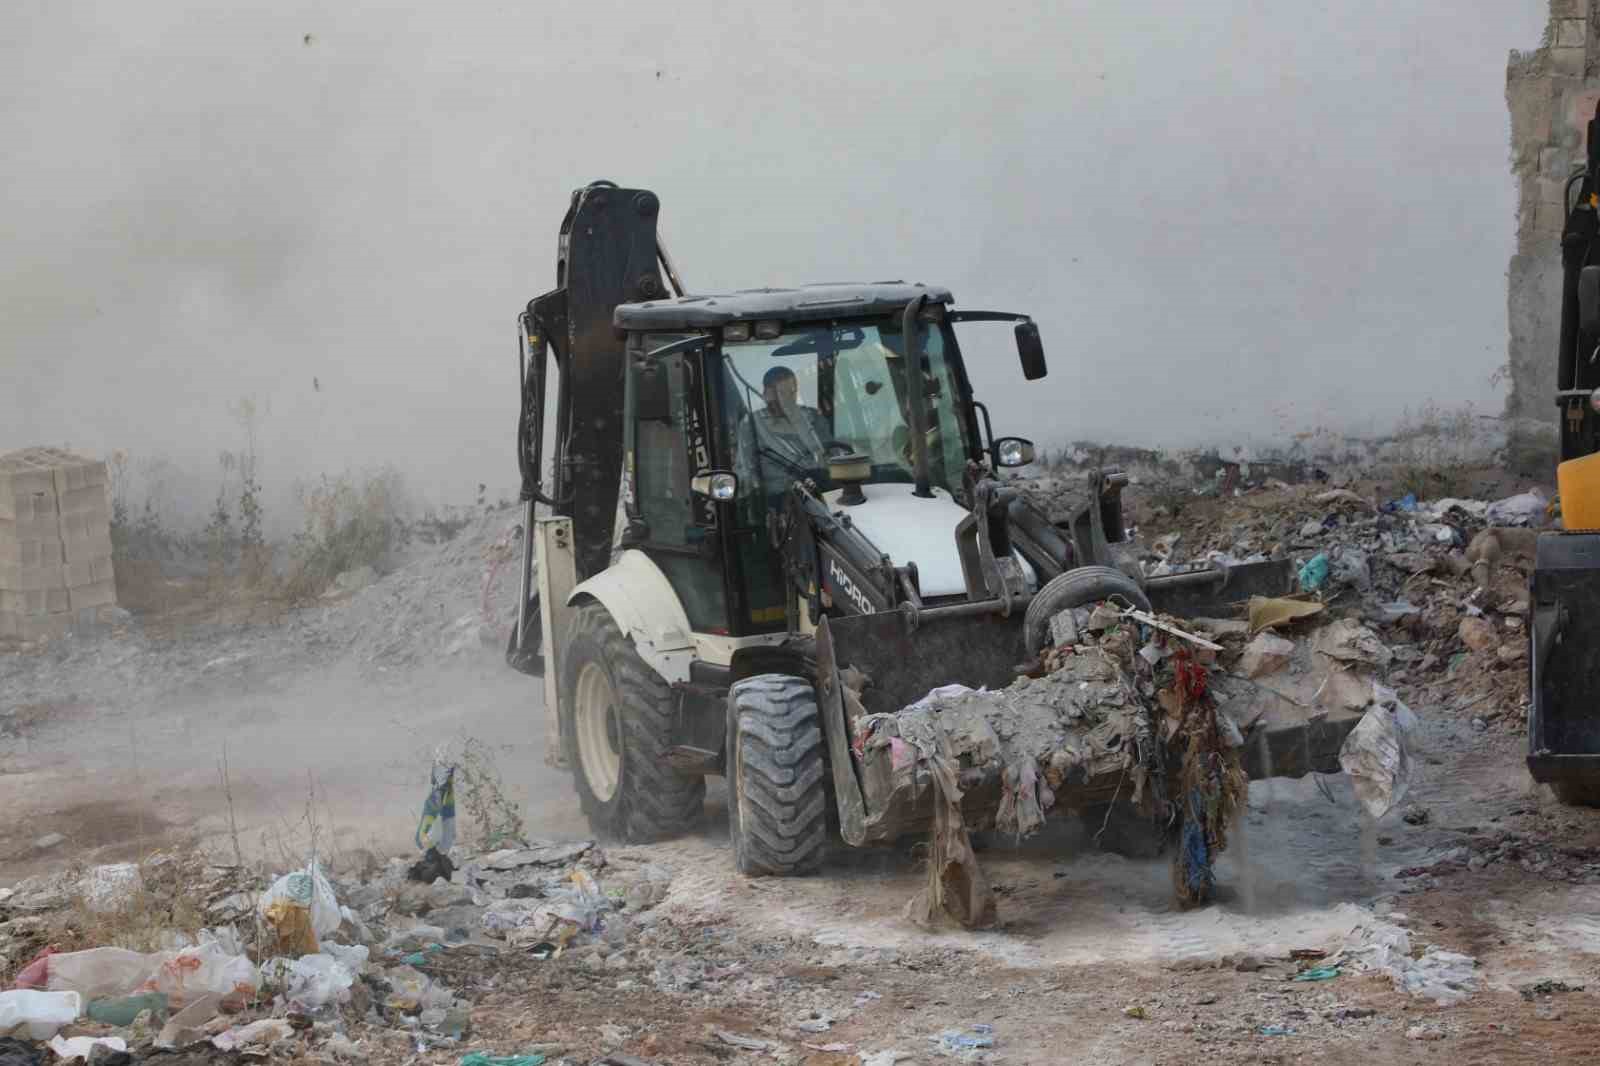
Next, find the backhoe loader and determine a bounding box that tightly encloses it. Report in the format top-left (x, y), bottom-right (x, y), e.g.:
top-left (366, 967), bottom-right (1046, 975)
top-left (507, 182), bottom-right (1358, 875)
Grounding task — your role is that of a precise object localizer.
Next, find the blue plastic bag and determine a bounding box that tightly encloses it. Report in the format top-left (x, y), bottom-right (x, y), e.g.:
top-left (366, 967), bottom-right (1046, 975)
top-left (1297, 553), bottom-right (1329, 592)
top-left (416, 765), bottom-right (456, 853)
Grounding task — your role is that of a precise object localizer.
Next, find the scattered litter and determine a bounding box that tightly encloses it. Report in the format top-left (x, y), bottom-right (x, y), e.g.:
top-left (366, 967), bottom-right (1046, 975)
top-left (458, 1055), bottom-right (546, 1066)
top-left (1520, 979), bottom-right (1585, 1000)
top-left (712, 1030), bottom-right (770, 1051)
top-left (259, 861), bottom-right (341, 957)
top-left (0, 990), bottom-right (80, 1040)
top-left (416, 763), bottom-right (458, 853)
top-left (211, 1017), bottom-right (295, 1051)
top-left (1332, 920), bottom-right (1478, 1004)
top-left (1486, 488), bottom-right (1549, 527)
top-left (1121, 1005), bottom-right (1147, 1019)
top-left (45, 1036), bottom-right (126, 1062)
top-left (84, 992), bottom-right (166, 1026)
top-left (1297, 553), bottom-right (1329, 592)
top-left (1291, 966), bottom-right (1341, 982)
top-left (1247, 596), bottom-right (1324, 634)
top-left (1258, 1024), bottom-right (1294, 1036)
top-left (937, 1023), bottom-right (996, 1051)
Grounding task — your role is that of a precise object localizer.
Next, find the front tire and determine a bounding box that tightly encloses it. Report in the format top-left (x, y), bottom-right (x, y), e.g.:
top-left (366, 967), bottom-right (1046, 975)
top-left (727, 674), bottom-right (828, 877)
top-left (559, 601), bottom-right (704, 841)
top-left (1023, 566), bottom-right (1152, 656)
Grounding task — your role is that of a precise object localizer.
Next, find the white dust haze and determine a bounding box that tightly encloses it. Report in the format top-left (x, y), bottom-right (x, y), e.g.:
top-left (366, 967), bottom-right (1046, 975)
top-left (2, 1), bottom-right (1548, 515)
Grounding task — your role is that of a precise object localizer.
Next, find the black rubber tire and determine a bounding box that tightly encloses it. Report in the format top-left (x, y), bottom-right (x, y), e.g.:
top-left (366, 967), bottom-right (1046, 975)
top-left (1078, 803), bottom-right (1166, 860)
top-left (1553, 778), bottom-right (1600, 807)
top-left (1023, 565), bottom-right (1152, 655)
top-left (559, 601), bottom-right (705, 841)
top-left (726, 674), bottom-right (828, 877)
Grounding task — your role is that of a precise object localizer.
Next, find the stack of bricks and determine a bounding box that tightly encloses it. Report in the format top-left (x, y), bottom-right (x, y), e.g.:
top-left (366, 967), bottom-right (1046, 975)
top-left (0, 447), bottom-right (117, 641)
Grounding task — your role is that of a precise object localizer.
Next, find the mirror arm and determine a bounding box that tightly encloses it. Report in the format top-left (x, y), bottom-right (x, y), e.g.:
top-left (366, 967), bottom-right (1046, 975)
top-left (901, 296), bottom-right (935, 499)
top-left (947, 311), bottom-right (1032, 324)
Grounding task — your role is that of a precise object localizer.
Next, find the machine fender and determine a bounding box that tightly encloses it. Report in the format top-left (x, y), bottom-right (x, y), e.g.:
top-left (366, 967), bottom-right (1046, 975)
top-left (567, 549), bottom-right (695, 683)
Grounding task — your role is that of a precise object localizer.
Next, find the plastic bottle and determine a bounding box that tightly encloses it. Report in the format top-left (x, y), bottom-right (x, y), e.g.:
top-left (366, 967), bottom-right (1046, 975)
top-left (86, 991), bottom-right (168, 1026)
top-left (0, 989), bottom-right (82, 1040)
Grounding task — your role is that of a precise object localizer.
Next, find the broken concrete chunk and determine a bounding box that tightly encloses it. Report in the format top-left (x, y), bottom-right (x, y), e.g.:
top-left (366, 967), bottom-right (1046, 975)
top-left (1315, 668), bottom-right (1374, 713)
top-left (1457, 617), bottom-right (1496, 653)
top-left (1048, 609), bottom-right (1079, 648)
top-left (1311, 618), bottom-right (1393, 669)
top-left (1086, 602), bottom-right (1123, 632)
top-left (1238, 633), bottom-right (1295, 679)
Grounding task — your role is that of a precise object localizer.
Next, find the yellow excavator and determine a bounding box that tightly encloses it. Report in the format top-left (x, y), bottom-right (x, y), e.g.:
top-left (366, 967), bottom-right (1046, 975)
top-left (1531, 101), bottom-right (1600, 806)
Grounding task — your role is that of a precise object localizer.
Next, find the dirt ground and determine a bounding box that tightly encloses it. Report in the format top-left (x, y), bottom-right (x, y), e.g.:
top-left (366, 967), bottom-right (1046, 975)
top-left (4, 474), bottom-right (1599, 1064)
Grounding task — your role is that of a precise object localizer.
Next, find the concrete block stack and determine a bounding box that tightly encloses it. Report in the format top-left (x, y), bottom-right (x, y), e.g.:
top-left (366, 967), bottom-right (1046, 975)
top-left (0, 447), bottom-right (117, 641)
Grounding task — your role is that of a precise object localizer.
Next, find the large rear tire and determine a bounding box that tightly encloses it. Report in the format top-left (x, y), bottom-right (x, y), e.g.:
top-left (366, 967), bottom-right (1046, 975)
top-left (559, 601), bottom-right (704, 841)
top-left (1023, 566), bottom-right (1152, 655)
top-left (727, 674), bottom-right (828, 877)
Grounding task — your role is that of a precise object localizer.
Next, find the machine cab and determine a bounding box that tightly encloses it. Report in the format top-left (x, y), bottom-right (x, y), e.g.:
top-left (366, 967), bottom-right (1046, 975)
top-left (614, 284), bottom-right (1044, 639)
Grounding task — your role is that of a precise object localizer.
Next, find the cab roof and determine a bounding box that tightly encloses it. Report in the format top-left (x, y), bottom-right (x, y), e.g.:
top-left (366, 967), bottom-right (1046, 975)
top-left (613, 282), bottom-right (954, 331)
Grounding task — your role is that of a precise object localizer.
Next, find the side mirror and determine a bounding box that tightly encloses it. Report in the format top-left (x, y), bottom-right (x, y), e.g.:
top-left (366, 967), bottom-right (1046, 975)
top-left (1582, 266), bottom-right (1600, 335)
top-left (690, 471), bottom-right (739, 501)
top-left (1015, 321), bottom-right (1047, 381)
top-left (993, 437), bottom-right (1036, 468)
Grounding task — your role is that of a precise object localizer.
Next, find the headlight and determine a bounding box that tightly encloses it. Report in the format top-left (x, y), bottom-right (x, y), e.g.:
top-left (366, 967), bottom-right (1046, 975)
top-left (691, 472), bottom-right (739, 501)
top-left (1590, 386), bottom-right (1600, 413)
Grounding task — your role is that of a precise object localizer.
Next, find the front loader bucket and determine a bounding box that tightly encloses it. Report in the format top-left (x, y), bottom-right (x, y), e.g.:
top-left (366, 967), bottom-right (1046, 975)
top-left (1529, 532), bottom-right (1600, 794)
top-left (1143, 558), bottom-right (1293, 618)
top-left (815, 611), bottom-right (1025, 845)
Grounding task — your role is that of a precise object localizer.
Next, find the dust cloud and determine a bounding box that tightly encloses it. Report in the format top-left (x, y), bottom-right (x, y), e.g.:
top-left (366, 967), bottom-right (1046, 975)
top-left (2, 1), bottom-right (1547, 512)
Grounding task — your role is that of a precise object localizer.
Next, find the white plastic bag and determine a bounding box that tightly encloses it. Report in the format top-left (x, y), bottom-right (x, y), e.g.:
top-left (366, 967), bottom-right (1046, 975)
top-left (49, 1035), bottom-right (128, 1062)
top-left (148, 942), bottom-right (258, 1008)
top-left (278, 952), bottom-right (360, 1010)
top-left (1339, 704), bottom-right (1412, 819)
top-left (45, 946), bottom-right (157, 1000)
top-left (259, 859), bottom-right (342, 955)
top-left (0, 989), bottom-right (81, 1040)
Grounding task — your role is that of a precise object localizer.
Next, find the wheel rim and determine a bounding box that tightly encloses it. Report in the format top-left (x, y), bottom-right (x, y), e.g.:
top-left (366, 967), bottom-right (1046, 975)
top-left (575, 662), bottom-right (621, 802)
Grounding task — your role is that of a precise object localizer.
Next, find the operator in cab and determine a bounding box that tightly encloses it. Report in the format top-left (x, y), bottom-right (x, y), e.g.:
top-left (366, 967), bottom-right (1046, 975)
top-left (734, 365), bottom-right (830, 505)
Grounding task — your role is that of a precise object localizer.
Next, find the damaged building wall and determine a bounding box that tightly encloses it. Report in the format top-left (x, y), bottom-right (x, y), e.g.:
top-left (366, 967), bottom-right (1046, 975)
top-left (1507, 0), bottom-right (1600, 470)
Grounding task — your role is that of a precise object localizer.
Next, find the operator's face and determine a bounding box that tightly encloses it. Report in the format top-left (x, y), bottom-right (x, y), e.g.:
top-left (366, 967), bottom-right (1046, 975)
top-left (765, 376), bottom-right (798, 410)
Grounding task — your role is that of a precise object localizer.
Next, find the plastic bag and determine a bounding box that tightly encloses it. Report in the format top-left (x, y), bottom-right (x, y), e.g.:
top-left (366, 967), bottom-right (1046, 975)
top-left (12, 946), bottom-right (55, 989)
top-left (46, 947), bottom-right (157, 1001)
top-left (146, 942), bottom-right (257, 1010)
top-left (416, 764), bottom-right (457, 853)
top-left (273, 952), bottom-right (360, 1011)
top-left (48, 1035), bottom-right (128, 1062)
top-left (0, 989), bottom-right (81, 1040)
top-left (383, 965), bottom-right (452, 1014)
top-left (259, 859), bottom-right (341, 957)
top-left (1339, 705), bottom-right (1413, 819)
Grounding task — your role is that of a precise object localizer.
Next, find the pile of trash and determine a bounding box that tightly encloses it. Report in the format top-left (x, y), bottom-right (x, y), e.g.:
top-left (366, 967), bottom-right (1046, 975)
top-left (1131, 482), bottom-right (1549, 733)
top-left (855, 600), bottom-right (1252, 927)
top-left (0, 824), bottom-right (663, 1064)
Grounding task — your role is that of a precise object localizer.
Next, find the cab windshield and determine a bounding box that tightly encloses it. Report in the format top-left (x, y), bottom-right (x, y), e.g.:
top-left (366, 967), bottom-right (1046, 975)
top-left (719, 321), bottom-right (970, 520)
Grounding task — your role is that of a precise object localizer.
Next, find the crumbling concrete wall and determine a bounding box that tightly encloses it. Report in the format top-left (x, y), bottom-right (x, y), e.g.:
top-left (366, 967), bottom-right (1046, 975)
top-left (1507, 0), bottom-right (1600, 471)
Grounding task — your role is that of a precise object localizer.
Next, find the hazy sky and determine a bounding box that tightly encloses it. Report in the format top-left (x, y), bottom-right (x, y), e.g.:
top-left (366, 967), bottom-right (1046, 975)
top-left (2, 1), bottom-right (1549, 513)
